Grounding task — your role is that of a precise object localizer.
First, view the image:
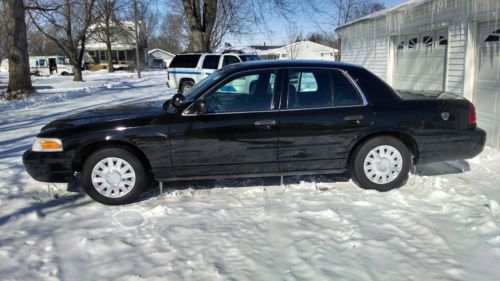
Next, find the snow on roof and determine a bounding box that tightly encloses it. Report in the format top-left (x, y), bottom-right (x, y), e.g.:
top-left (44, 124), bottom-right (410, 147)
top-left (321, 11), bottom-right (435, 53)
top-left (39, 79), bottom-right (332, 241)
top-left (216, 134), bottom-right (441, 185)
top-left (336, 0), bottom-right (432, 30)
top-left (257, 41), bottom-right (338, 54)
top-left (148, 49), bottom-right (175, 57)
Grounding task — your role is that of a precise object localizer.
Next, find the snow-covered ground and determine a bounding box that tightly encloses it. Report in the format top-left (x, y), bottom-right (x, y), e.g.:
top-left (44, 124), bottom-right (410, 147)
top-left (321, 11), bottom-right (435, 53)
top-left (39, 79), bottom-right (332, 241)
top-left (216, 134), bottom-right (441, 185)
top-left (1, 70), bottom-right (500, 281)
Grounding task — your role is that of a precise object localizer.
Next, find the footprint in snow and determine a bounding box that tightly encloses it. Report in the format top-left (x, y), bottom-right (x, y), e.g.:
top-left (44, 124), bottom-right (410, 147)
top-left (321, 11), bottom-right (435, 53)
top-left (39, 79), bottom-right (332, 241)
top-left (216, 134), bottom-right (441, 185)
top-left (113, 210), bottom-right (146, 228)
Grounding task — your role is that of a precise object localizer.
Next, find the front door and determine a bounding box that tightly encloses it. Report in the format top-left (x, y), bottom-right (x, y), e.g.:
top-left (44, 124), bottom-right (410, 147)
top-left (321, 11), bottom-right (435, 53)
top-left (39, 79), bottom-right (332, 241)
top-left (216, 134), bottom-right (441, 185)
top-left (278, 68), bottom-right (374, 172)
top-left (169, 69), bottom-right (282, 176)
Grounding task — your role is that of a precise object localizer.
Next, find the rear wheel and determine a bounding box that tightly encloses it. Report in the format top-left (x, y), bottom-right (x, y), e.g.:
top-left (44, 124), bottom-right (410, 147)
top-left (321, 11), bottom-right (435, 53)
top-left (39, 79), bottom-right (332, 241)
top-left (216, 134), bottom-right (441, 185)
top-left (350, 136), bottom-right (411, 191)
top-left (180, 80), bottom-right (194, 94)
top-left (82, 147), bottom-right (147, 205)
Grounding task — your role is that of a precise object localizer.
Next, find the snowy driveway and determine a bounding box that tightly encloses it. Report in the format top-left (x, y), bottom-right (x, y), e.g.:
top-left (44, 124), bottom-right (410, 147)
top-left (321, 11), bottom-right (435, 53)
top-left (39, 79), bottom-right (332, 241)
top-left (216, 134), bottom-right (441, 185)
top-left (1, 71), bottom-right (499, 281)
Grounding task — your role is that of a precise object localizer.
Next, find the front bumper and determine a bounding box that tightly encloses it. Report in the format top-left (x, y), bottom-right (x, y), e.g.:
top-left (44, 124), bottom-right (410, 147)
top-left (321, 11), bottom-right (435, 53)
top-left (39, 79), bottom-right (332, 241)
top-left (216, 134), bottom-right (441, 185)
top-left (22, 150), bottom-right (74, 183)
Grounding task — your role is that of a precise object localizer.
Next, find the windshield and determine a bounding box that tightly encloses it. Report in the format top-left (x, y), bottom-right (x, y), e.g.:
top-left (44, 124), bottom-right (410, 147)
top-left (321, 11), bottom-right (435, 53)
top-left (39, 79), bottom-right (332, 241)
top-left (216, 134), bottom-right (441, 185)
top-left (239, 55), bottom-right (261, 62)
top-left (183, 69), bottom-right (227, 101)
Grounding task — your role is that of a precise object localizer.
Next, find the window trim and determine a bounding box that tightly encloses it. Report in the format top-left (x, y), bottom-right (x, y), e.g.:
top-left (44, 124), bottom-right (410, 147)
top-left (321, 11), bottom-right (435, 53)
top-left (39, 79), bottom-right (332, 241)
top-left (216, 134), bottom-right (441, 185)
top-left (281, 67), bottom-right (368, 111)
top-left (182, 68), bottom-right (283, 116)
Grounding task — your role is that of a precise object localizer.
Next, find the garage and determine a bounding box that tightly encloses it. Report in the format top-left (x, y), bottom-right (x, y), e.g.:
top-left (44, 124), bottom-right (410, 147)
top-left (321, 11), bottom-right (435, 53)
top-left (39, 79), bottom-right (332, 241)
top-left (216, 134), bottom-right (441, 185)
top-left (393, 29), bottom-right (448, 92)
top-left (474, 22), bottom-right (500, 148)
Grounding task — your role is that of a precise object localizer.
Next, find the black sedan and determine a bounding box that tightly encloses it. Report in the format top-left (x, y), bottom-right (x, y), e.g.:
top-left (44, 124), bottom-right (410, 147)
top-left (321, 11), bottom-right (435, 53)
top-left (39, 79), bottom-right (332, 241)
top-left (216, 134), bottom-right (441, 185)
top-left (23, 60), bottom-right (486, 205)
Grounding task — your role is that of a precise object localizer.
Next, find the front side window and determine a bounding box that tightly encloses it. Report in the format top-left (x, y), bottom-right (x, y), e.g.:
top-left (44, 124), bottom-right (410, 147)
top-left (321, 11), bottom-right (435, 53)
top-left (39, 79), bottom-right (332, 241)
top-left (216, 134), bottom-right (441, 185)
top-left (202, 55), bottom-right (220, 69)
top-left (222, 55), bottom-right (240, 67)
top-left (287, 70), bottom-right (332, 109)
top-left (203, 70), bottom-right (277, 113)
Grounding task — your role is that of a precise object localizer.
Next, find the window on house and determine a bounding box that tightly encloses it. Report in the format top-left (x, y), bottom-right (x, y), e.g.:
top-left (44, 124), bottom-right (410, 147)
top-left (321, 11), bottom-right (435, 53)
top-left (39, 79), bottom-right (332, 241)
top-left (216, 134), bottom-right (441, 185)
top-left (438, 35), bottom-right (448, 46)
top-left (408, 37), bottom-right (418, 49)
top-left (423, 35), bottom-right (433, 48)
top-left (484, 29), bottom-right (500, 42)
top-left (118, 51), bottom-right (126, 61)
top-left (100, 51), bottom-right (106, 62)
top-left (397, 40), bottom-right (405, 50)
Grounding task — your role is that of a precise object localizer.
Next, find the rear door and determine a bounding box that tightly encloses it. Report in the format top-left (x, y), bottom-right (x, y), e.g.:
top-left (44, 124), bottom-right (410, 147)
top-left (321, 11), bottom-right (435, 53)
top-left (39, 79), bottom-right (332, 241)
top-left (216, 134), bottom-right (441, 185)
top-left (169, 68), bottom-right (282, 176)
top-left (278, 68), bottom-right (374, 172)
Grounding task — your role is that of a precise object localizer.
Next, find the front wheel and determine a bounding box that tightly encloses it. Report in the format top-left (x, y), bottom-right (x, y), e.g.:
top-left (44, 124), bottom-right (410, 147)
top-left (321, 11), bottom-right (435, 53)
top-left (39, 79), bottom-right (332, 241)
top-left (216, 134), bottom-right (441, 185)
top-left (82, 147), bottom-right (148, 205)
top-left (350, 136), bottom-right (412, 191)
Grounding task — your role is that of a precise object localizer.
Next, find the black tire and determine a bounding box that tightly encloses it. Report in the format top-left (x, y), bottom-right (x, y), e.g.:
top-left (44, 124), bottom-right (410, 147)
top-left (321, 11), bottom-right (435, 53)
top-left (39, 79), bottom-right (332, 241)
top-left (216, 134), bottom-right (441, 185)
top-left (350, 136), bottom-right (412, 192)
top-left (61, 72), bottom-right (68, 76)
top-left (82, 147), bottom-right (147, 205)
top-left (180, 80), bottom-right (195, 94)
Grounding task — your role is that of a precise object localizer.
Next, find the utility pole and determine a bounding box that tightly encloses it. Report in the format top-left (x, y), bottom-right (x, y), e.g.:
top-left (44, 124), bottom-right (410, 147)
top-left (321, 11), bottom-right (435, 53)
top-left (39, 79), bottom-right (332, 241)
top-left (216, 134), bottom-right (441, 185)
top-left (133, 0), bottom-right (141, 78)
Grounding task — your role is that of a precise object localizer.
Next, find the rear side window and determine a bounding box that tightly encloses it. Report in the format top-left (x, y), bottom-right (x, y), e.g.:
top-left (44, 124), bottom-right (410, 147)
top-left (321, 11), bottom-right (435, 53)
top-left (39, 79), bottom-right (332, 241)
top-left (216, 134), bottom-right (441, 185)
top-left (222, 55), bottom-right (240, 67)
top-left (169, 55), bottom-right (201, 68)
top-left (287, 70), bottom-right (333, 109)
top-left (202, 55), bottom-right (220, 69)
top-left (331, 70), bottom-right (363, 106)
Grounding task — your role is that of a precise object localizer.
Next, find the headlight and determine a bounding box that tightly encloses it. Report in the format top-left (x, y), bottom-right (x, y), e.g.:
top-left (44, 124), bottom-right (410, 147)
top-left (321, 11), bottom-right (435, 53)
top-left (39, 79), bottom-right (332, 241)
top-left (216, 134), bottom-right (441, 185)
top-left (32, 138), bottom-right (63, 152)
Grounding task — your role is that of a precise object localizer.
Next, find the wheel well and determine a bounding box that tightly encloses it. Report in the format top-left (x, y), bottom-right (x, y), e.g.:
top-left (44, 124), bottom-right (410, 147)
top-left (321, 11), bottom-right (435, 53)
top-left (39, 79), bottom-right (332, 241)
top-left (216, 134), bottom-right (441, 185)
top-left (348, 131), bottom-right (419, 165)
top-left (72, 141), bottom-right (152, 173)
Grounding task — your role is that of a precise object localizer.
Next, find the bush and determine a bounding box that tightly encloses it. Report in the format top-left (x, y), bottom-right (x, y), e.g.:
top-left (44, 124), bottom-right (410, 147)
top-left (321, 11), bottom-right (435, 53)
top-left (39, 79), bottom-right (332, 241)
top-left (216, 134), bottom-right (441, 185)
top-left (89, 64), bottom-right (107, 72)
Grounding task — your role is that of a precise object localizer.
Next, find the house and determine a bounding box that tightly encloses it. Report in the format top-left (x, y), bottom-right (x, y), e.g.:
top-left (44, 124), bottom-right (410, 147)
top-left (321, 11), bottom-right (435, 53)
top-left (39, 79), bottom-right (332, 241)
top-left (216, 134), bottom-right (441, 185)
top-left (255, 41), bottom-right (338, 60)
top-left (85, 21), bottom-right (147, 68)
top-left (147, 49), bottom-right (175, 68)
top-left (336, 0), bottom-right (500, 148)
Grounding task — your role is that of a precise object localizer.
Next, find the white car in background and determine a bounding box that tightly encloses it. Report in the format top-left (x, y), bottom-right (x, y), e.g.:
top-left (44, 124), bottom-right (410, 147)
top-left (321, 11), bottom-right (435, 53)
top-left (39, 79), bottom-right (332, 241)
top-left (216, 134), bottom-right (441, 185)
top-left (167, 52), bottom-right (261, 93)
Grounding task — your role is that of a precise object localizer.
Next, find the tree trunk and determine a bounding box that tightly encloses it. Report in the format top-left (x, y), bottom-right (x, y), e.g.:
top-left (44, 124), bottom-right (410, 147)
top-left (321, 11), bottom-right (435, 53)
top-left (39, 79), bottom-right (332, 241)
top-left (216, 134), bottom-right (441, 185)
top-left (188, 29), bottom-right (205, 52)
top-left (73, 65), bottom-right (83, 82)
top-left (106, 42), bottom-right (114, 73)
top-left (4, 0), bottom-right (34, 95)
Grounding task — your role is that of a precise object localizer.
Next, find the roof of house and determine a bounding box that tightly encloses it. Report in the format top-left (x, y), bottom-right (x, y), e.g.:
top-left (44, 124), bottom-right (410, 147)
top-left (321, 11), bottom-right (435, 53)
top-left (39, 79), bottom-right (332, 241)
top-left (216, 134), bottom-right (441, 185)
top-left (148, 49), bottom-right (175, 57)
top-left (336, 0), bottom-right (431, 31)
top-left (257, 41), bottom-right (338, 54)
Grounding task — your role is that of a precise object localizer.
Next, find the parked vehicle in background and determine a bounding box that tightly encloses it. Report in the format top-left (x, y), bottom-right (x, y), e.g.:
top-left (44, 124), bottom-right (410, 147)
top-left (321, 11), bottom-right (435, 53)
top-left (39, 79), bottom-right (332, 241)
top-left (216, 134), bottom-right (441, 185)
top-left (167, 53), bottom-right (261, 93)
top-left (23, 60), bottom-right (486, 205)
top-left (150, 58), bottom-right (167, 69)
top-left (29, 56), bottom-right (73, 76)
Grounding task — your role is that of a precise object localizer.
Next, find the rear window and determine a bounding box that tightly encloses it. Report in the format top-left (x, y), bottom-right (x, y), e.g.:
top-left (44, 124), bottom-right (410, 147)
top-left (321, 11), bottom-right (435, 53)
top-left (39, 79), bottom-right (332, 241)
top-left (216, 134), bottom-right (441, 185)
top-left (239, 55), bottom-right (261, 62)
top-left (169, 55), bottom-right (201, 68)
top-left (202, 55), bottom-right (220, 69)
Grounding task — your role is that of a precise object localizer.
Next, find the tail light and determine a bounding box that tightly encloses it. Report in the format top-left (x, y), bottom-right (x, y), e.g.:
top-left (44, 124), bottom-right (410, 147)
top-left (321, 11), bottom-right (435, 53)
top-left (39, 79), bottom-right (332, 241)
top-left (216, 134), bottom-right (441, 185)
top-left (468, 102), bottom-right (476, 126)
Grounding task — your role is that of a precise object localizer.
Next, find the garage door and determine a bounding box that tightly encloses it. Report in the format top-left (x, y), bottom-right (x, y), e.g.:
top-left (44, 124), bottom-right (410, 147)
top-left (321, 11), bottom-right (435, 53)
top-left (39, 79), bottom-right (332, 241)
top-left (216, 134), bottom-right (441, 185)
top-left (474, 22), bottom-right (500, 149)
top-left (393, 29), bottom-right (448, 92)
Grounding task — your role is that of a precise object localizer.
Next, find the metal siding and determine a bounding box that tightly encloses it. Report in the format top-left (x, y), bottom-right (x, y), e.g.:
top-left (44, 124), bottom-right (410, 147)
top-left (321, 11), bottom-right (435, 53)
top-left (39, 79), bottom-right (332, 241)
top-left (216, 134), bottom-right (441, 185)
top-left (474, 22), bottom-right (500, 149)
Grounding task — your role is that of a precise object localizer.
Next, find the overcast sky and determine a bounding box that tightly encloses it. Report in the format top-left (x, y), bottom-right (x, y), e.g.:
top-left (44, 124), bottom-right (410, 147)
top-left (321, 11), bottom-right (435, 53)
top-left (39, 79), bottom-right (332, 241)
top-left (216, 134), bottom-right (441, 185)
top-left (226, 0), bottom-right (406, 46)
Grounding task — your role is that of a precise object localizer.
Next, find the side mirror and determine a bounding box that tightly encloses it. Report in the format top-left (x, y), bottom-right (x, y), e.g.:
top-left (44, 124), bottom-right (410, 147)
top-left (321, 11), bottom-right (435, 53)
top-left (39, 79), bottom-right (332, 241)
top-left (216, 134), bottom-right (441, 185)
top-left (193, 99), bottom-right (208, 114)
top-left (171, 93), bottom-right (185, 107)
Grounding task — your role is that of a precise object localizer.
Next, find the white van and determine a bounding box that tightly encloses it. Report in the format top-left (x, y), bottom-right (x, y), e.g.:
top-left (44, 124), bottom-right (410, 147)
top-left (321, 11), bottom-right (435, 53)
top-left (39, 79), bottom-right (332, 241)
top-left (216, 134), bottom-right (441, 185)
top-left (166, 53), bottom-right (261, 93)
top-left (29, 56), bottom-right (73, 76)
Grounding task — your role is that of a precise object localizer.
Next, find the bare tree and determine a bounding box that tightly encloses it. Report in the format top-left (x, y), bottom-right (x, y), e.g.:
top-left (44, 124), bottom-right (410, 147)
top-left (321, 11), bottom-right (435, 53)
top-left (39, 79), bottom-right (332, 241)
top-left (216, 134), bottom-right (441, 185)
top-left (305, 0), bottom-right (385, 27)
top-left (0, 4), bottom-right (6, 63)
top-left (28, 0), bottom-right (97, 82)
top-left (92, 0), bottom-right (121, 72)
top-left (3, 0), bottom-right (34, 97)
top-left (285, 23), bottom-right (302, 59)
top-left (179, 0), bottom-right (294, 52)
top-left (149, 13), bottom-right (187, 53)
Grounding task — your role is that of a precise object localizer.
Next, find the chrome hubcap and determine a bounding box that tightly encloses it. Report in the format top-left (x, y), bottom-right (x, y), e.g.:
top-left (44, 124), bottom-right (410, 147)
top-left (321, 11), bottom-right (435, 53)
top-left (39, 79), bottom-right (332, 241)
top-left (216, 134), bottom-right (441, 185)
top-left (182, 84), bottom-right (192, 93)
top-left (364, 145), bottom-right (403, 184)
top-left (91, 157), bottom-right (136, 198)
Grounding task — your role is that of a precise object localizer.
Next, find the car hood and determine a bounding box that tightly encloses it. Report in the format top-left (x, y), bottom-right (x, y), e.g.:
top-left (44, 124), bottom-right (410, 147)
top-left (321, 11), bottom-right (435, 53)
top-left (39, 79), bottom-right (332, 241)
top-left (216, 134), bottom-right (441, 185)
top-left (41, 100), bottom-right (166, 131)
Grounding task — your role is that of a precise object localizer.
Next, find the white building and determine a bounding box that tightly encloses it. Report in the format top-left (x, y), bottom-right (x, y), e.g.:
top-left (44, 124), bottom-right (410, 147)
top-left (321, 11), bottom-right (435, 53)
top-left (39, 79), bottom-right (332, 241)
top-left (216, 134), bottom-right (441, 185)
top-left (256, 41), bottom-right (338, 61)
top-left (336, 0), bottom-right (500, 148)
top-left (147, 49), bottom-right (175, 68)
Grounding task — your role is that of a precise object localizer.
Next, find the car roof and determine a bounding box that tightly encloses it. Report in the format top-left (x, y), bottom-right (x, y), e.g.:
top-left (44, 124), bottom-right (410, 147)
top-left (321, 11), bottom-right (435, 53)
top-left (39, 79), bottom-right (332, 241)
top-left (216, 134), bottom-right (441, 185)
top-left (224, 59), bottom-right (363, 72)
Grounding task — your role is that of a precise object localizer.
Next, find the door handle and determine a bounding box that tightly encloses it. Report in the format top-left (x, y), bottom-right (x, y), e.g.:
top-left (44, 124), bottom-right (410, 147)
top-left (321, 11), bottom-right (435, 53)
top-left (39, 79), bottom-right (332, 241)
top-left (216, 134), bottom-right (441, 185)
top-left (344, 115), bottom-right (364, 121)
top-left (254, 120), bottom-right (277, 126)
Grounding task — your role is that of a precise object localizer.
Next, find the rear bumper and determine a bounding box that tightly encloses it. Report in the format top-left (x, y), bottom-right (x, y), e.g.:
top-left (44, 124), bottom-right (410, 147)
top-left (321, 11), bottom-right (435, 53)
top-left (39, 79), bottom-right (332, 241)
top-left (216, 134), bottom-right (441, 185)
top-left (416, 128), bottom-right (486, 164)
top-left (22, 150), bottom-right (74, 183)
